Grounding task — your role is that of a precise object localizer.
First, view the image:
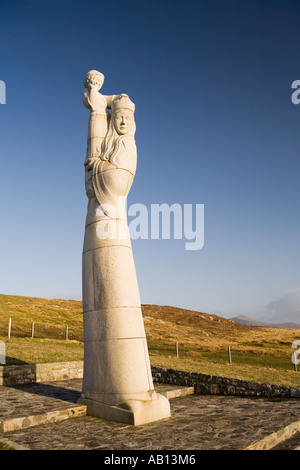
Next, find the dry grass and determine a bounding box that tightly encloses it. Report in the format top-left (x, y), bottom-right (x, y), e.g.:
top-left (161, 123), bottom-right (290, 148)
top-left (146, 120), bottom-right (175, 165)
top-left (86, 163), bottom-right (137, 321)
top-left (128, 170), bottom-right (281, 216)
top-left (0, 295), bottom-right (299, 386)
top-left (0, 294), bottom-right (83, 341)
top-left (143, 304), bottom-right (300, 386)
top-left (142, 304), bottom-right (298, 353)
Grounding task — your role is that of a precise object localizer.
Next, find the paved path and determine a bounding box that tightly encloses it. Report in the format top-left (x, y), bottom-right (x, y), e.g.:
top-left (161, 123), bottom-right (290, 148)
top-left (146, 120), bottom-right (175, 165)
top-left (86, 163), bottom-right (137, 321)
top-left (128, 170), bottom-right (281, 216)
top-left (1, 379), bottom-right (300, 450)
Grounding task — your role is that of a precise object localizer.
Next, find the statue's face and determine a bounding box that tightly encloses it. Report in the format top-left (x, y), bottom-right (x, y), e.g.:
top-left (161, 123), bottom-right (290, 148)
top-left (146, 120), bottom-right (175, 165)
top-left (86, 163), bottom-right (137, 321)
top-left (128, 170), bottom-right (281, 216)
top-left (114, 110), bottom-right (133, 135)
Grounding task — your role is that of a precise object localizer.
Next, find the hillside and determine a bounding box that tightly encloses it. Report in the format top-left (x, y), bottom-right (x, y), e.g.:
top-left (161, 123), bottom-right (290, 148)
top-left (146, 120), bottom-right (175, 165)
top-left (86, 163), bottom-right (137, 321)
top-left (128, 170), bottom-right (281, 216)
top-left (141, 304), bottom-right (299, 354)
top-left (0, 293), bottom-right (83, 340)
top-left (0, 294), bottom-right (300, 386)
top-left (0, 294), bottom-right (264, 342)
top-left (0, 294), bottom-right (298, 348)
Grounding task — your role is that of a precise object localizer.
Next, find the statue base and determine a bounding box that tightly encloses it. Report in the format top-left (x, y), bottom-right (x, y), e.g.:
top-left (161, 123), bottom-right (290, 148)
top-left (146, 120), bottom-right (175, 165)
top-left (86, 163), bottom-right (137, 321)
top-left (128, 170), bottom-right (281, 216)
top-left (77, 393), bottom-right (171, 426)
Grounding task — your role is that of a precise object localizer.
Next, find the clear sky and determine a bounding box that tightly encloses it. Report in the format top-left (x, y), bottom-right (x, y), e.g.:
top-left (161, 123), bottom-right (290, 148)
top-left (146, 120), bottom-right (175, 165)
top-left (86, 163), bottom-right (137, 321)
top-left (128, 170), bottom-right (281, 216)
top-left (1, 0), bottom-right (300, 323)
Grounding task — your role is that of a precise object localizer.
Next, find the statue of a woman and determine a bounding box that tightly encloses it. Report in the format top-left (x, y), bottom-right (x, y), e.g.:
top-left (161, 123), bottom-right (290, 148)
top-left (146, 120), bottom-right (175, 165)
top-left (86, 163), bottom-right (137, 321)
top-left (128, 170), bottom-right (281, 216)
top-left (79, 89), bottom-right (170, 425)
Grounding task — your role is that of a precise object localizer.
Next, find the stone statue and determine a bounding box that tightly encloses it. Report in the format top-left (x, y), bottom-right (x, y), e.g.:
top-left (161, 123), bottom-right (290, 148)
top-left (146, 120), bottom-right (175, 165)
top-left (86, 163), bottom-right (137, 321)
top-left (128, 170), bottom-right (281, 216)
top-left (79, 71), bottom-right (170, 425)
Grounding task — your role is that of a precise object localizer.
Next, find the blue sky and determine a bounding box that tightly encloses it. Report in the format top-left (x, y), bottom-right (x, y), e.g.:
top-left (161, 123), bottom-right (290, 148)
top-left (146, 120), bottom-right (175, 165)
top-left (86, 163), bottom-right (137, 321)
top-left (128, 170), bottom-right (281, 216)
top-left (1, 0), bottom-right (300, 323)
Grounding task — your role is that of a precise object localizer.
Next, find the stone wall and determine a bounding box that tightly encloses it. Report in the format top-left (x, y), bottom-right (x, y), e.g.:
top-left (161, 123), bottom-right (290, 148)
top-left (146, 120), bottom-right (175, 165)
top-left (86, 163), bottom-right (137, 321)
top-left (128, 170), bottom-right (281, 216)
top-left (151, 366), bottom-right (300, 398)
top-left (0, 361), bottom-right (83, 386)
top-left (0, 362), bottom-right (299, 399)
top-left (35, 361), bottom-right (83, 383)
top-left (0, 364), bottom-right (37, 386)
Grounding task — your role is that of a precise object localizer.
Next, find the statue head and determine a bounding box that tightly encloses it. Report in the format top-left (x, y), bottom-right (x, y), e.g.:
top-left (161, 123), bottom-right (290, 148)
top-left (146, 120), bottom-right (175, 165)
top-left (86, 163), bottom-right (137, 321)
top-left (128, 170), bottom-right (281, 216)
top-left (84, 70), bottom-right (104, 90)
top-left (111, 94), bottom-right (135, 136)
top-left (100, 94), bottom-right (136, 164)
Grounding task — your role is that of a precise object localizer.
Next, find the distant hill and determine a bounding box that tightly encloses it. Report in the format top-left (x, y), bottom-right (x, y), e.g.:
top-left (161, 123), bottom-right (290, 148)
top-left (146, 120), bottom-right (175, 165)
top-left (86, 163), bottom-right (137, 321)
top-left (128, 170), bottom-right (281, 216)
top-left (230, 314), bottom-right (300, 329)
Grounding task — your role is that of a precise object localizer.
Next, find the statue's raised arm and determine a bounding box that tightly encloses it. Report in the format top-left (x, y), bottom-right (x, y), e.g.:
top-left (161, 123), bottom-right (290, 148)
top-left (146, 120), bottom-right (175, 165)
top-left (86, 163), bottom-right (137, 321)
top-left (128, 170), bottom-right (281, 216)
top-left (82, 70), bottom-right (111, 165)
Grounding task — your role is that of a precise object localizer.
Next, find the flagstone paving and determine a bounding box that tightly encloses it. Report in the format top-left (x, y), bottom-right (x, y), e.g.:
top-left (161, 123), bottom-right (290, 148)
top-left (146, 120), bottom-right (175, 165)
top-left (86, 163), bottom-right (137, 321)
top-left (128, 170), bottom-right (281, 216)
top-left (1, 379), bottom-right (300, 450)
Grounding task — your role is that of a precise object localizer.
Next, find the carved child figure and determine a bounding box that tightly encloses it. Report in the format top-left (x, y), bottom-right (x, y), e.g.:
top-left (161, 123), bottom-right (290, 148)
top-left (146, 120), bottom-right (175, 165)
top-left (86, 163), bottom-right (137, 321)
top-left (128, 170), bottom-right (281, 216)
top-left (82, 70), bottom-right (116, 169)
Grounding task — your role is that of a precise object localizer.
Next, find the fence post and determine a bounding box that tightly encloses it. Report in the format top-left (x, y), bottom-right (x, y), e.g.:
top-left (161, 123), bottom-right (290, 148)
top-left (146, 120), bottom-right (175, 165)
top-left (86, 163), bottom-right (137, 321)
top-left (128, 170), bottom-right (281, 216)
top-left (228, 345), bottom-right (232, 364)
top-left (31, 321), bottom-right (34, 338)
top-left (8, 318), bottom-right (11, 339)
top-left (65, 324), bottom-right (68, 340)
top-left (175, 341), bottom-right (179, 357)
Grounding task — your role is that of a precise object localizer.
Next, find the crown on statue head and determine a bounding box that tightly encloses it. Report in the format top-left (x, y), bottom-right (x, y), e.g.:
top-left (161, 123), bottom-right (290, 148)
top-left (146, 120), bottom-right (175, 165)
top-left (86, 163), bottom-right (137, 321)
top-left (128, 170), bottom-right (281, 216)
top-left (112, 94), bottom-right (135, 113)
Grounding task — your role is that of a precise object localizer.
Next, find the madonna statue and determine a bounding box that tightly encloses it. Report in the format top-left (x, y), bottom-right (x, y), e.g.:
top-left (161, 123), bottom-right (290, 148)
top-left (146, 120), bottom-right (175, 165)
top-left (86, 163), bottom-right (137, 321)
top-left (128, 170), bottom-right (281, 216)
top-left (79, 75), bottom-right (170, 425)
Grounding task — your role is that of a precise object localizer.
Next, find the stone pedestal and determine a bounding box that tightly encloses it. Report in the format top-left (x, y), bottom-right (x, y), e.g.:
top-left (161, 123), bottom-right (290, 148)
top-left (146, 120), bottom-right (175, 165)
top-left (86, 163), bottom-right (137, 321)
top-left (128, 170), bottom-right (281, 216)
top-left (78, 393), bottom-right (170, 426)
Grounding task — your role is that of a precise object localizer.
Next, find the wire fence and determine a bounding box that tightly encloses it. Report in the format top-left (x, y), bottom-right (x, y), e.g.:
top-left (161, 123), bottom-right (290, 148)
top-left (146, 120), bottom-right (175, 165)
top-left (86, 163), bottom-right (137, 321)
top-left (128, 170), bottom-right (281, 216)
top-left (1, 317), bottom-right (84, 342)
top-left (1, 318), bottom-right (298, 372)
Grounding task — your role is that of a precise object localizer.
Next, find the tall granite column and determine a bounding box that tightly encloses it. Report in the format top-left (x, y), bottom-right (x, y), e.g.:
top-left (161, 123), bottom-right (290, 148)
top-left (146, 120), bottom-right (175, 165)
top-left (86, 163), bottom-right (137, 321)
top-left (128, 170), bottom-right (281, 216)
top-left (78, 72), bottom-right (170, 425)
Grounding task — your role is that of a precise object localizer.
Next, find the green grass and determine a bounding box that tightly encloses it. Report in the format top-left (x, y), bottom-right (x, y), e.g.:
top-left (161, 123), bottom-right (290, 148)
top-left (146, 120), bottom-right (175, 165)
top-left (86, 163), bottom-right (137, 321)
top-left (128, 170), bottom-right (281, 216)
top-left (1, 337), bottom-right (84, 365)
top-left (147, 341), bottom-right (300, 387)
top-left (0, 442), bottom-right (13, 450)
top-left (1, 335), bottom-right (299, 388)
